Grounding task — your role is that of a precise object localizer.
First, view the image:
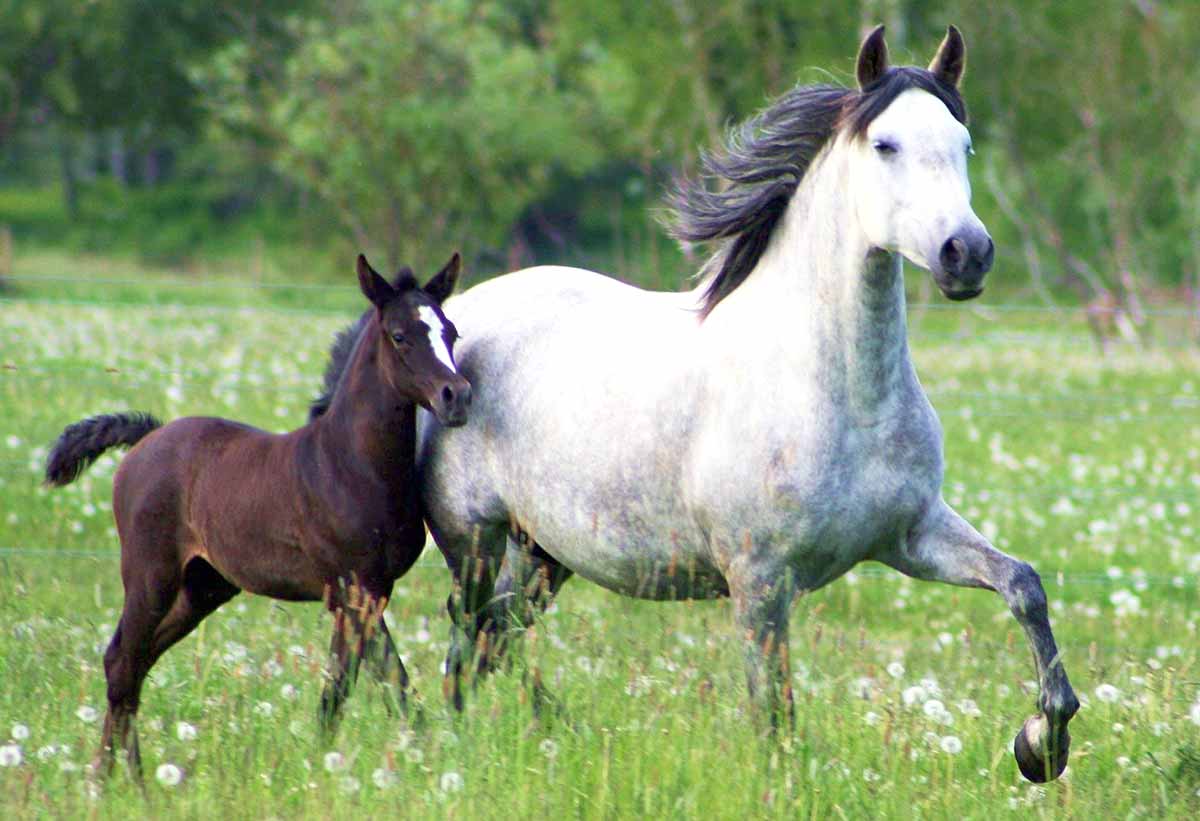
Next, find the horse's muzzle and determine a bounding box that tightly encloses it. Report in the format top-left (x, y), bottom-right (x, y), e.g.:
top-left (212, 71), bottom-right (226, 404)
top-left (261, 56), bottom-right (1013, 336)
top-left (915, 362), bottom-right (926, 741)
top-left (935, 233), bottom-right (993, 300)
top-left (432, 379), bottom-right (472, 427)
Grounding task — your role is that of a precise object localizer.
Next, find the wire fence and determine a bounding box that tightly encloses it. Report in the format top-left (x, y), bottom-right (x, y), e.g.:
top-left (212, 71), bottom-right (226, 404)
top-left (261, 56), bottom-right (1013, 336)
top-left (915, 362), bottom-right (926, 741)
top-left (5, 272), bottom-right (1199, 319)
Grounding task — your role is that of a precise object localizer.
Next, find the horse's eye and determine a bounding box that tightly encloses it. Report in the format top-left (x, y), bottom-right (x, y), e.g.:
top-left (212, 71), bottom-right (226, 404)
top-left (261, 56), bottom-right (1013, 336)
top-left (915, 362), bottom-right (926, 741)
top-left (873, 140), bottom-right (898, 156)
top-left (967, 144), bottom-right (976, 157)
top-left (391, 332), bottom-right (407, 345)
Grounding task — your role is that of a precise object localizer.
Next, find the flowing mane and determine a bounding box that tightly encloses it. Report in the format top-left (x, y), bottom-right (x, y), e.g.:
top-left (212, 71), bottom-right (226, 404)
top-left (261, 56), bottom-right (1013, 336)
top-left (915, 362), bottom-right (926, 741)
top-left (666, 66), bottom-right (968, 318)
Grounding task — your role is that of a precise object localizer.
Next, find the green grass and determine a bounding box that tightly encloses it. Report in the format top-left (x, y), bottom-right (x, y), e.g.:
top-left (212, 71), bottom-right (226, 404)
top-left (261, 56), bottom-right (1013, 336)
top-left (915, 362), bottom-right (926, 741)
top-left (2, 254), bottom-right (1199, 819)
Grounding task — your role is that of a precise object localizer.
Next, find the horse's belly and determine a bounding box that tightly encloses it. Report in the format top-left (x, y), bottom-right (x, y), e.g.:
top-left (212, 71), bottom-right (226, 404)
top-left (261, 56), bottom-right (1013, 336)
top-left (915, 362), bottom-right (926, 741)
top-left (509, 486), bottom-right (725, 600)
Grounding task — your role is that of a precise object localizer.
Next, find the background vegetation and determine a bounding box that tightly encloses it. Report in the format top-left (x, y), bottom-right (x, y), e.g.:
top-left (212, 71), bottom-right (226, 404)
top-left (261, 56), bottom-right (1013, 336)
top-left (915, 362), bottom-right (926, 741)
top-left (1, 0), bottom-right (1198, 318)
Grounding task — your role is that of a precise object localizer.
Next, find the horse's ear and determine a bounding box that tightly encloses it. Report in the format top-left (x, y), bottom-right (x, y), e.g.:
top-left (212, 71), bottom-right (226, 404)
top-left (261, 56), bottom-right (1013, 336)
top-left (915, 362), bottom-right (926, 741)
top-left (424, 252), bottom-right (461, 305)
top-left (357, 254), bottom-right (395, 307)
top-left (856, 24), bottom-right (889, 90)
top-left (928, 25), bottom-right (966, 88)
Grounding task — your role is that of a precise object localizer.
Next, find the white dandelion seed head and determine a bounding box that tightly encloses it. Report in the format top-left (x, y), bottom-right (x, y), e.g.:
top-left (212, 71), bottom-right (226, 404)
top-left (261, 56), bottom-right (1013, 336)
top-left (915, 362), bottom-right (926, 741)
top-left (323, 751), bottom-right (346, 772)
top-left (863, 711), bottom-right (882, 726)
top-left (1094, 683), bottom-right (1120, 703)
top-left (155, 762), bottom-right (184, 786)
top-left (439, 771), bottom-right (464, 793)
top-left (538, 739), bottom-right (559, 759)
top-left (886, 661), bottom-right (905, 679)
top-left (940, 735), bottom-right (963, 755)
top-left (1188, 703), bottom-right (1200, 726)
top-left (281, 683), bottom-right (299, 701)
top-left (11, 724), bottom-right (29, 741)
top-left (0, 744), bottom-right (22, 767)
top-left (176, 721), bottom-right (198, 741)
top-left (253, 701), bottom-right (274, 717)
top-left (75, 705), bottom-right (98, 723)
top-left (902, 685), bottom-right (929, 707)
top-left (372, 767), bottom-right (398, 789)
top-left (338, 775), bottom-right (361, 794)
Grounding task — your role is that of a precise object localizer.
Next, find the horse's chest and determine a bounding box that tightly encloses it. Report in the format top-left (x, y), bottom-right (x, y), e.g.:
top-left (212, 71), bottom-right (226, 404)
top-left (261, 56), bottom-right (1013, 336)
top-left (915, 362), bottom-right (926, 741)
top-left (703, 411), bottom-right (942, 557)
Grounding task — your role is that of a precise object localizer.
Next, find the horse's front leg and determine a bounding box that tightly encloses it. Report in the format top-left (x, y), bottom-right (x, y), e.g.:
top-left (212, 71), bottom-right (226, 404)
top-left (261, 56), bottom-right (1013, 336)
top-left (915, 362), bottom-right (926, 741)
top-left (363, 616), bottom-right (410, 718)
top-left (727, 559), bottom-right (796, 731)
top-left (318, 582), bottom-right (382, 738)
top-left (880, 499), bottom-right (1080, 783)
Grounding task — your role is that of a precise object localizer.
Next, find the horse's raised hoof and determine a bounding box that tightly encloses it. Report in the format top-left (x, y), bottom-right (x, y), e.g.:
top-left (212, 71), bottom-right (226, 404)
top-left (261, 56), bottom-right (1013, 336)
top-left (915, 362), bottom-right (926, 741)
top-left (1013, 715), bottom-right (1069, 783)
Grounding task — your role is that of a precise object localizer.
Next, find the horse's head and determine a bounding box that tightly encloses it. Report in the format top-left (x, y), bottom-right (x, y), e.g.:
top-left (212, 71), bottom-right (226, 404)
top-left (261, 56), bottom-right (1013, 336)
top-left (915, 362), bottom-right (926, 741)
top-left (846, 25), bottom-right (993, 300)
top-left (357, 253), bottom-right (472, 426)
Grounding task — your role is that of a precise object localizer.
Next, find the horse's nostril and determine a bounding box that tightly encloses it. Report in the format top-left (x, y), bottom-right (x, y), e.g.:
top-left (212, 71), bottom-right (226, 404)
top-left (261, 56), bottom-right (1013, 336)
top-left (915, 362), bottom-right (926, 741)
top-left (442, 385), bottom-right (454, 404)
top-left (940, 237), bottom-right (968, 274)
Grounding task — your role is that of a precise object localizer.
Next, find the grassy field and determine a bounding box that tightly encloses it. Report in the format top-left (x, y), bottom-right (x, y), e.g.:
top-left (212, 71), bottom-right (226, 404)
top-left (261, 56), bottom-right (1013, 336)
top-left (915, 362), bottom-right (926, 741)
top-left (2, 256), bottom-right (1199, 819)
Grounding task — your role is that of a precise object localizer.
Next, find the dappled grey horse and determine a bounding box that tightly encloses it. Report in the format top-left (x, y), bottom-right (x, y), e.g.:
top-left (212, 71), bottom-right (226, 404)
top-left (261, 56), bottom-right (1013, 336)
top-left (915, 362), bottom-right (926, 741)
top-left (313, 25), bottom-right (1079, 783)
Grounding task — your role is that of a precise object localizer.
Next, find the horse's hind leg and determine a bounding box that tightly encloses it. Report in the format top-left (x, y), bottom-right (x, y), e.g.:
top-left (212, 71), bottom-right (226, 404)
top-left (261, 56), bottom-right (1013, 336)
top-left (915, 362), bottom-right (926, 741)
top-left (881, 501), bottom-right (1079, 783)
top-left (486, 537), bottom-right (574, 669)
top-left (147, 558), bottom-right (240, 666)
top-left (98, 555), bottom-right (182, 783)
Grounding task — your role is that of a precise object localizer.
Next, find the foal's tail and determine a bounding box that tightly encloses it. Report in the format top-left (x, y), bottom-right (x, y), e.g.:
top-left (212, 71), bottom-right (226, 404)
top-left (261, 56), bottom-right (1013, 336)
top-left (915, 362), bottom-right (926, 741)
top-left (44, 412), bottom-right (163, 487)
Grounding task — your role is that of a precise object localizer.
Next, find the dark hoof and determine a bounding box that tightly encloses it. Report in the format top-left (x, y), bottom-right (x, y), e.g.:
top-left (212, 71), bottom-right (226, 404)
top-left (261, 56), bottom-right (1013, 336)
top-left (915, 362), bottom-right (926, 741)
top-left (1013, 715), bottom-right (1069, 783)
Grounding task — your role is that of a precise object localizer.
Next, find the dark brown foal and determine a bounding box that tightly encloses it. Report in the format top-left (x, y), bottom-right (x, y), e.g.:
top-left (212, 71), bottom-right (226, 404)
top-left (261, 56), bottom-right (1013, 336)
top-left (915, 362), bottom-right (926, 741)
top-left (44, 253), bottom-right (470, 783)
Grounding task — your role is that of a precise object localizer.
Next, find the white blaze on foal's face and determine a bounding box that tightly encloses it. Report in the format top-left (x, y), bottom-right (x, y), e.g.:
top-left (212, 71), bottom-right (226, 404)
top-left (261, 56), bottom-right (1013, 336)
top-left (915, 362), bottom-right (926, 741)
top-left (417, 305), bottom-right (457, 373)
top-left (848, 88), bottom-right (981, 272)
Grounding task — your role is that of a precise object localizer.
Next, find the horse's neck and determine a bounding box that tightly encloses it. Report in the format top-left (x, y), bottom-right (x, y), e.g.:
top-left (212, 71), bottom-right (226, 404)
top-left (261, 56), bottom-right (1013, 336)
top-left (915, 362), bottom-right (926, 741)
top-left (318, 325), bottom-right (417, 479)
top-left (704, 144), bottom-right (912, 421)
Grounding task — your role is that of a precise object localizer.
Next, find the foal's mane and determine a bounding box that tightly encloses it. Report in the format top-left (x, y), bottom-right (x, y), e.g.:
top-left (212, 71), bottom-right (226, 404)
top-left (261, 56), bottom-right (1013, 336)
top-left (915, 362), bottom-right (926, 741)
top-left (308, 270), bottom-right (418, 421)
top-left (666, 66), bottom-right (967, 319)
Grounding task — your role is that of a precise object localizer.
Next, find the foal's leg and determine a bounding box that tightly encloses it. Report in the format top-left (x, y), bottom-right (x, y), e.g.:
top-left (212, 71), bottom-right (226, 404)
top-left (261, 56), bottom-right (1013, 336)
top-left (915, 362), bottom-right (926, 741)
top-left (98, 559), bottom-right (181, 783)
top-left (318, 582), bottom-right (391, 737)
top-left (879, 500), bottom-right (1079, 783)
top-left (363, 617), bottom-right (410, 717)
top-left (726, 557), bottom-right (796, 731)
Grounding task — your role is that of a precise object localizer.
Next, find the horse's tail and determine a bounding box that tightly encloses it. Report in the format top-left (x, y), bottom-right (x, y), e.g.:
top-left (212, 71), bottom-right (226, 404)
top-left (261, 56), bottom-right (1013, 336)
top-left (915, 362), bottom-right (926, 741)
top-left (44, 412), bottom-right (163, 487)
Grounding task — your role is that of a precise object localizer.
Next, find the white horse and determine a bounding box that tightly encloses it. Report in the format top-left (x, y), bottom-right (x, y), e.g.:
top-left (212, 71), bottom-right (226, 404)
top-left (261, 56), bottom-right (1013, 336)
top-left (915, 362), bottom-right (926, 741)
top-left (312, 25), bottom-right (1078, 783)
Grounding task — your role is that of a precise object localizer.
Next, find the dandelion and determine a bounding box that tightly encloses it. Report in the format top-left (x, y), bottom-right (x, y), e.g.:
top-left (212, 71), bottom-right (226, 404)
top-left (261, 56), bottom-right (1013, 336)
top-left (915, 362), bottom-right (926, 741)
top-left (176, 721), bottom-right (198, 741)
top-left (886, 661), bottom-right (905, 679)
top-left (940, 735), bottom-right (963, 754)
top-left (902, 685), bottom-right (928, 706)
top-left (539, 739), bottom-right (559, 759)
top-left (404, 747), bottom-right (424, 764)
top-left (851, 677), bottom-right (873, 699)
top-left (338, 775), bottom-right (361, 794)
top-left (439, 771), bottom-right (464, 793)
top-left (281, 683), bottom-right (299, 701)
top-left (323, 751), bottom-right (346, 772)
top-left (11, 724), bottom-right (29, 741)
top-left (1189, 703), bottom-right (1200, 726)
top-left (372, 768), bottom-right (398, 789)
top-left (956, 699), bottom-right (982, 718)
top-left (1094, 683), bottom-right (1120, 703)
top-left (155, 763), bottom-right (184, 786)
top-left (1116, 756), bottom-right (1132, 769)
top-left (863, 768), bottom-right (881, 783)
top-left (0, 744), bottom-right (22, 767)
top-left (863, 711), bottom-right (882, 726)
top-left (75, 705), bottom-right (99, 723)
top-left (253, 701), bottom-right (274, 717)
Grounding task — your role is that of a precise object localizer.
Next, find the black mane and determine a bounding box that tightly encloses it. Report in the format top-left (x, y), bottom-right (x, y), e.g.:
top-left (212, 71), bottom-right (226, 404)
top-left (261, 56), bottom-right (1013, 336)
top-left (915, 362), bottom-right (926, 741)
top-left (666, 66), bottom-right (966, 319)
top-left (308, 310), bottom-right (370, 421)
